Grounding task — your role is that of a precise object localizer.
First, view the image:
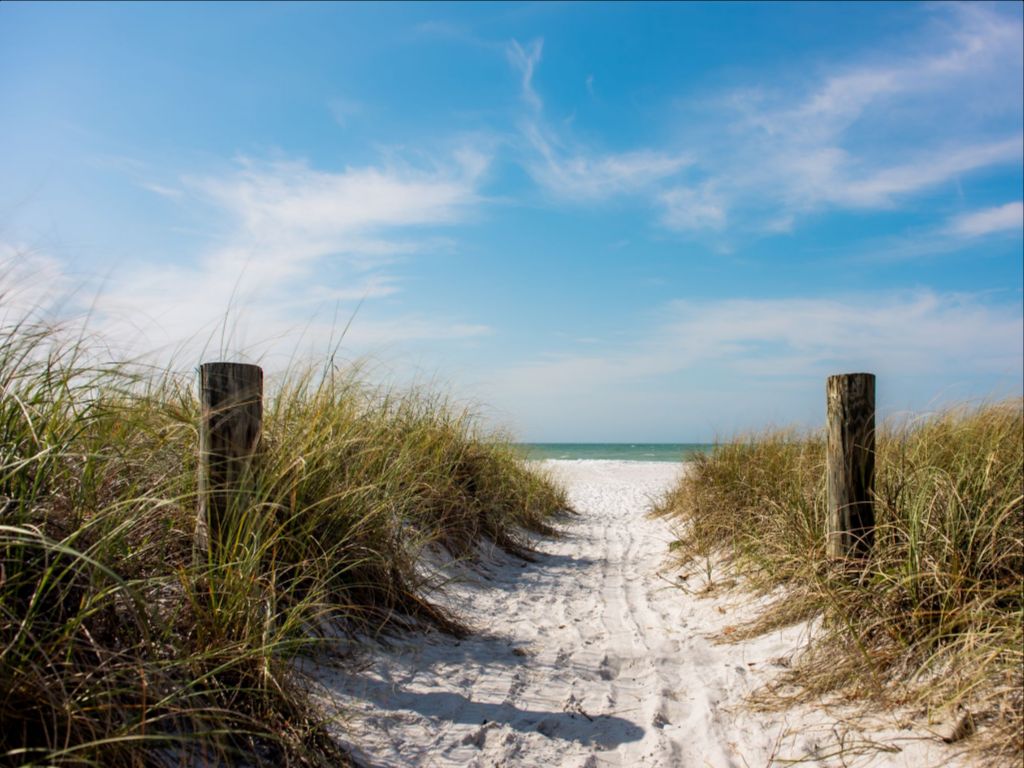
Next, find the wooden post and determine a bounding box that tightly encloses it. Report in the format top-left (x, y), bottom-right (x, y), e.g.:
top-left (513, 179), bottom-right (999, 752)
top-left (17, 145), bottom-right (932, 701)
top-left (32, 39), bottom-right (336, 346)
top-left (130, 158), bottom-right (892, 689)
top-left (826, 373), bottom-right (875, 561)
top-left (197, 362), bottom-right (263, 558)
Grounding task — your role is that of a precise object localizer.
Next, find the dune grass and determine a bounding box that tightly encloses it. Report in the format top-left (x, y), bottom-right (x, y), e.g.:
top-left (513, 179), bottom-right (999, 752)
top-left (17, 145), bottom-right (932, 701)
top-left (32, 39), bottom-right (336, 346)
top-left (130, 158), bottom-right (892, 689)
top-left (0, 317), bottom-right (567, 767)
top-left (654, 400), bottom-right (1023, 763)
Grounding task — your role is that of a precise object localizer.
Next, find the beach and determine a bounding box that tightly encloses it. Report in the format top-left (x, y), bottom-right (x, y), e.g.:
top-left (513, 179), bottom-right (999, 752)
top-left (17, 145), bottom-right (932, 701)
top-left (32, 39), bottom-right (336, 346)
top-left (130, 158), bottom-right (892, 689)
top-left (308, 460), bottom-right (970, 767)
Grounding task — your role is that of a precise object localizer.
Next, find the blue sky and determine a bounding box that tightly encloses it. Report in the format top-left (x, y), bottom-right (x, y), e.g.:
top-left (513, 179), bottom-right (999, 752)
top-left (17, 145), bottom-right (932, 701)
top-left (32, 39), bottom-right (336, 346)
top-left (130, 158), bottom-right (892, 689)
top-left (1, 1), bottom-right (1021, 441)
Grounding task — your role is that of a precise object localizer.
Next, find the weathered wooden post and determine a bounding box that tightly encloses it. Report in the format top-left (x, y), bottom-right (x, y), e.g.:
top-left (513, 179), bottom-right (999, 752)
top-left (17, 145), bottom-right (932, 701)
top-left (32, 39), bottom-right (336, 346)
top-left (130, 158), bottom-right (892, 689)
top-left (197, 362), bottom-right (263, 558)
top-left (826, 372), bottom-right (876, 561)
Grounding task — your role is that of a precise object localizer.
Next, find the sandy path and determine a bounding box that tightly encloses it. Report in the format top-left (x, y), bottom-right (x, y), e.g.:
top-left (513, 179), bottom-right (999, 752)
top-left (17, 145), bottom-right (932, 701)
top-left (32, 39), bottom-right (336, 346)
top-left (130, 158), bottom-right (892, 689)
top-left (310, 461), bottom-right (969, 768)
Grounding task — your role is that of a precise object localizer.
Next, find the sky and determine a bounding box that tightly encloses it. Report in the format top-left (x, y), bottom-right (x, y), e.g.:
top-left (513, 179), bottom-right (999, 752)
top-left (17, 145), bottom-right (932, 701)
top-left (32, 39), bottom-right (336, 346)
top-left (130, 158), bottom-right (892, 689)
top-left (1, 1), bottom-right (1022, 441)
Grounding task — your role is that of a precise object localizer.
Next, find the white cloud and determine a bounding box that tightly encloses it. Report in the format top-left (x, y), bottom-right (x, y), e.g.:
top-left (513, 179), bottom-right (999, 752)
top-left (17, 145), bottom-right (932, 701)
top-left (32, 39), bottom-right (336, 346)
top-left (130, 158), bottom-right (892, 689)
top-left (10, 150), bottom-right (494, 366)
top-left (751, 4), bottom-right (1020, 138)
top-left (508, 3), bottom-right (1020, 236)
top-left (947, 201), bottom-right (1024, 237)
top-left (659, 184), bottom-right (726, 231)
top-left (820, 137), bottom-right (1022, 209)
top-left (0, 245), bottom-right (72, 321)
top-left (657, 292), bottom-right (1022, 375)
top-left (507, 38), bottom-right (544, 112)
top-left (523, 123), bottom-right (691, 201)
top-left (494, 290), bottom-right (1023, 391)
top-left (327, 97), bottom-right (364, 127)
top-left (140, 181), bottom-right (183, 199)
top-left (704, 4), bottom-right (1024, 229)
top-left (479, 290), bottom-right (1022, 437)
top-left (509, 43), bottom-right (690, 202)
top-left (191, 154), bottom-right (484, 249)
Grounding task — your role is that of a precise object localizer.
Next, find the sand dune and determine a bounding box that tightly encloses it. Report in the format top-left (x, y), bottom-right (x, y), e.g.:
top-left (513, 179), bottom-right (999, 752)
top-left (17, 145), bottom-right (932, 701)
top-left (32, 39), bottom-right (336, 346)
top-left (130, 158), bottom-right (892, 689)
top-left (310, 461), bottom-right (970, 767)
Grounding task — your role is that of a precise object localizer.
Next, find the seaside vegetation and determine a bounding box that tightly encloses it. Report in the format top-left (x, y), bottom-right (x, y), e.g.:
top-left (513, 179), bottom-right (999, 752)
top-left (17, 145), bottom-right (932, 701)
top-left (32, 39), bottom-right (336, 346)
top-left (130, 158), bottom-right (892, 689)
top-left (0, 315), bottom-right (567, 767)
top-left (655, 400), bottom-right (1023, 764)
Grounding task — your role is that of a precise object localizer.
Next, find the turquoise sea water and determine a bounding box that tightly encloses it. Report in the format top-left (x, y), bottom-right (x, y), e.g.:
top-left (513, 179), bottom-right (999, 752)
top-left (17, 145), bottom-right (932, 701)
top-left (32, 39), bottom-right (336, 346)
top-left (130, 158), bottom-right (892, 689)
top-left (516, 443), bottom-right (715, 462)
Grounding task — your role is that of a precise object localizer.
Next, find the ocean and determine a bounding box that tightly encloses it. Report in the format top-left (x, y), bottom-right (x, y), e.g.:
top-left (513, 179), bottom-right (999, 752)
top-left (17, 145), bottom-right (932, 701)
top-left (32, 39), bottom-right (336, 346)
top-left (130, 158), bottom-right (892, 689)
top-left (515, 443), bottom-right (715, 462)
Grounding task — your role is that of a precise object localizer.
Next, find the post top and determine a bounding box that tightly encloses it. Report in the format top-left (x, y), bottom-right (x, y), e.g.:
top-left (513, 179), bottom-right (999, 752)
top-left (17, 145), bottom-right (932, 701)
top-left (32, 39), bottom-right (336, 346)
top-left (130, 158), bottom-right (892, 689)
top-left (199, 361), bottom-right (263, 372)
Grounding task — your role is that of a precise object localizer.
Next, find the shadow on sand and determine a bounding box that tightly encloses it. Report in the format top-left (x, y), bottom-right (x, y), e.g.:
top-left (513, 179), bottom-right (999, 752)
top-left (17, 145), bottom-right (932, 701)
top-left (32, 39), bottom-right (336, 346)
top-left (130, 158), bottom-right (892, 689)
top-left (386, 689), bottom-right (644, 748)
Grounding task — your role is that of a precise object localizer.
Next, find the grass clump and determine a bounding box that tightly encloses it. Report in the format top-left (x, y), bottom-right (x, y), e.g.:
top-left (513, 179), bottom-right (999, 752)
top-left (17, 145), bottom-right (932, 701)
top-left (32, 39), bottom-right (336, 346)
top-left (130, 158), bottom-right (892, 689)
top-left (655, 400), bottom-right (1023, 763)
top-left (0, 317), bottom-right (566, 767)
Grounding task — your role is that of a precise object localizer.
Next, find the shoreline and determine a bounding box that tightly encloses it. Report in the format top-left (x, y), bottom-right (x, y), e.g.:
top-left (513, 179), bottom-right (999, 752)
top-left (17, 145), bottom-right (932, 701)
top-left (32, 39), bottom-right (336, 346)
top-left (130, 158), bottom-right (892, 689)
top-left (517, 443), bottom-right (715, 463)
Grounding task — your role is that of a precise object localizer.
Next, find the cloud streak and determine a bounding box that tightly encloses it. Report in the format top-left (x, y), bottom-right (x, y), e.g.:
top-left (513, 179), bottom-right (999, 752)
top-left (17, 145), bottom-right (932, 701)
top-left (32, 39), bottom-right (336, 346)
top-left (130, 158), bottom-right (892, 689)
top-left (683, 4), bottom-right (1021, 232)
top-left (482, 290), bottom-right (1023, 438)
top-left (6, 150), bottom-right (494, 367)
top-left (191, 152), bottom-right (486, 251)
top-left (499, 291), bottom-right (1023, 386)
top-left (507, 38), bottom-right (544, 112)
top-left (508, 38), bottom-right (690, 202)
top-left (782, 137), bottom-right (1023, 211)
top-left (0, 245), bottom-right (73, 321)
top-left (510, 3), bottom-right (1023, 238)
top-left (523, 123), bottom-right (691, 201)
top-left (659, 184), bottom-right (726, 231)
top-left (947, 201), bottom-right (1024, 238)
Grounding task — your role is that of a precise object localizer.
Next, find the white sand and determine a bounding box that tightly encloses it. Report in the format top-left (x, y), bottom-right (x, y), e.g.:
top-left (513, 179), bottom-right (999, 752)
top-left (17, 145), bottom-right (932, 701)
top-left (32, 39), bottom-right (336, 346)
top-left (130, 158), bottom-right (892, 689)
top-left (309, 460), bottom-right (972, 767)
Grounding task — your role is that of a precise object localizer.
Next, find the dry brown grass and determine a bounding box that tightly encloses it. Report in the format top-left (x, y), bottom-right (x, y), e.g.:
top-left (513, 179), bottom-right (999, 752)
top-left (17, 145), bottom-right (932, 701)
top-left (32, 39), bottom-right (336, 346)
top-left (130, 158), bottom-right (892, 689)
top-left (0, 318), bottom-right (567, 766)
top-left (655, 400), bottom-right (1023, 764)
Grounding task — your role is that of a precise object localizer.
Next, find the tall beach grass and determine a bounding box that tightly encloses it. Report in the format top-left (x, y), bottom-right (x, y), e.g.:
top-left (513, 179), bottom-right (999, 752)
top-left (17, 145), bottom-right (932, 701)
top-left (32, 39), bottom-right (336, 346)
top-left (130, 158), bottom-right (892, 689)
top-left (655, 400), bottom-right (1023, 763)
top-left (0, 315), bottom-right (567, 766)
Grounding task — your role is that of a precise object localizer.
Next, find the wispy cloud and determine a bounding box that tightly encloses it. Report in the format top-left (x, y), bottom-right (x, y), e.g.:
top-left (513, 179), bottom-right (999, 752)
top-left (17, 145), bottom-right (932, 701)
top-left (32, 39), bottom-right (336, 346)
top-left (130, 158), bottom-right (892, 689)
top-left (523, 123), bottom-right (691, 201)
top-left (140, 181), bottom-right (183, 199)
top-left (655, 292), bottom-right (1022, 376)
top-left (499, 291), bottom-right (1022, 386)
top-left (327, 97), bottom-right (365, 128)
top-left (947, 201), bottom-right (1024, 238)
top-left (189, 152), bottom-right (485, 258)
top-left (511, 3), bottom-right (1022, 237)
top-left (743, 7), bottom-right (1020, 143)
top-left (667, 3), bottom-right (1024, 233)
top-left (659, 184), bottom-right (726, 231)
top-left (507, 38), bottom-right (544, 112)
top-left (0, 245), bottom-right (73, 321)
top-left (508, 38), bottom-right (689, 202)
top-left (782, 137), bottom-right (1022, 211)
top-left (10, 150), bottom-right (494, 366)
top-left (482, 290), bottom-right (1023, 437)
